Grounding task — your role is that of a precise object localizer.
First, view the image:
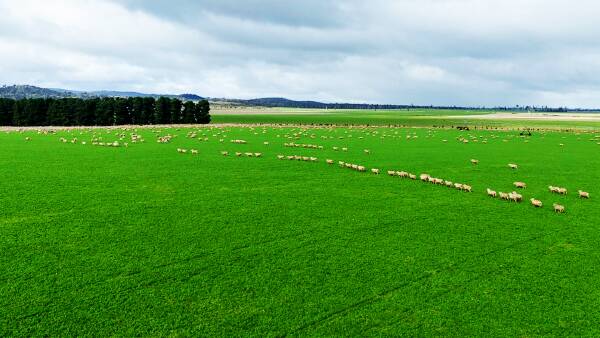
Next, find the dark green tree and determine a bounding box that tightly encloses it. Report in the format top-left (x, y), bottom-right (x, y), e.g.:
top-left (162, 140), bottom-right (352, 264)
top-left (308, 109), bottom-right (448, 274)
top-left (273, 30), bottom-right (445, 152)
top-left (154, 97), bottom-right (171, 124)
top-left (196, 99), bottom-right (211, 124)
top-left (182, 101), bottom-right (196, 124)
top-left (170, 98), bottom-right (183, 124)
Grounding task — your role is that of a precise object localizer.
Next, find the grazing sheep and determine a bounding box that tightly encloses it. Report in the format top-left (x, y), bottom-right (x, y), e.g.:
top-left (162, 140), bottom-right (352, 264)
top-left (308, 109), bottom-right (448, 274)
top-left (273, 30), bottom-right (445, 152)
top-left (530, 198), bottom-right (543, 208)
top-left (371, 168), bottom-right (380, 174)
top-left (397, 171), bottom-right (409, 178)
top-left (499, 192), bottom-right (510, 200)
top-left (454, 183), bottom-right (463, 190)
top-left (445, 181), bottom-right (453, 187)
top-left (263, 141), bottom-right (269, 145)
top-left (470, 159), bottom-right (479, 165)
top-left (326, 159), bottom-right (334, 164)
top-left (245, 152), bottom-right (254, 157)
top-left (357, 166), bottom-right (366, 172)
top-left (462, 185), bottom-right (472, 192)
top-left (277, 155), bottom-right (285, 160)
top-left (190, 149), bottom-right (199, 155)
top-left (351, 164), bottom-right (358, 169)
top-left (513, 182), bottom-right (527, 189)
top-left (578, 190), bottom-right (590, 199)
top-left (302, 156), bottom-right (310, 161)
top-left (338, 161), bottom-right (345, 166)
top-left (342, 147), bottom-right (348, 152)
top-left (549, 186), bottom-right (559, 193)
top-left (235, 152), bottom-right (242, 157)
top-left (553, 203), bottom-right (565, 213)
top-left (557, 187), bottom-right (568, 195)
top-left (364, 149), bottom-right (370, 154)
top-left (254, 153), bottom-right (262, 157)
top-left (409, 174), bottom-right (417, 180)
top-left (222, 151), bottom-right (229, 156)
top-left (333, 147), bottom-right (339, 151)
top-left (509, 191), bottom-right (523, 203)
top-left (345, 163), bottom-right (352, 168)
top-left (420, 174), bottom-right (430, 182)
top-left (387, 170), bottom-right (396, 176)
top-left (508, 163), bottom-right (518, 169)
top-left (487, 188), bottom-right (497, 198)
top-left (25, 137), bottom-right (31, 141)
top-left (310, 157), bottom-right (318, 162)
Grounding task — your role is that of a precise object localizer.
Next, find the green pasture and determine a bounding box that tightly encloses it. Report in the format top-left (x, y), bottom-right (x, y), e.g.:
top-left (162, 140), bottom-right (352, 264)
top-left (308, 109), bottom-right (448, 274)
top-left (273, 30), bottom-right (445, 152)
top-left (212, 108), bottom-right (600, 130)
top-left (1, 125), bottom-right (600, 336)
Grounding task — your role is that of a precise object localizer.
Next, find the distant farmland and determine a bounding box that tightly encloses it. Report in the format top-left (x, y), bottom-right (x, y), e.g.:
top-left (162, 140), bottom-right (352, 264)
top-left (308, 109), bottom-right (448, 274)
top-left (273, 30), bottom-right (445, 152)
top-left (2, 124), bottom-right (600, 336)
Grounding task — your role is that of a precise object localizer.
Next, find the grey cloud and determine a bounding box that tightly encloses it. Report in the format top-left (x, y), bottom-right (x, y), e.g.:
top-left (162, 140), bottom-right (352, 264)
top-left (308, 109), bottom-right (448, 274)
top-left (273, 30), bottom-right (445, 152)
top-left (2, 0), bottom-right (600, 107)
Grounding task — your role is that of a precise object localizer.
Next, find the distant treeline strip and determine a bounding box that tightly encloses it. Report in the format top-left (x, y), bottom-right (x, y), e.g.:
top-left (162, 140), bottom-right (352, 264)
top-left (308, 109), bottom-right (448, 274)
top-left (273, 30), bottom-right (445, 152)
top-left (0, 97), bottom-right (210, 126)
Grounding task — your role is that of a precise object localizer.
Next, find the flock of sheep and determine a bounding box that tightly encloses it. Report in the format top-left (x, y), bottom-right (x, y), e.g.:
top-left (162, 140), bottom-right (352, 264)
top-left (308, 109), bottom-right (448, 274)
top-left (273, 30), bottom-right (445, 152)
top-left (15, 125), bottom-right (597, 216)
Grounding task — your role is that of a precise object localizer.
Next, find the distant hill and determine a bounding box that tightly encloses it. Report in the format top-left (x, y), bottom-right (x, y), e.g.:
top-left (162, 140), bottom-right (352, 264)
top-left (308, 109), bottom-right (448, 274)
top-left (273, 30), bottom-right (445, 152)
top-left (0, 85), bottom-right (204, 101)
top-left (0, 85), bottom-right (70, 99)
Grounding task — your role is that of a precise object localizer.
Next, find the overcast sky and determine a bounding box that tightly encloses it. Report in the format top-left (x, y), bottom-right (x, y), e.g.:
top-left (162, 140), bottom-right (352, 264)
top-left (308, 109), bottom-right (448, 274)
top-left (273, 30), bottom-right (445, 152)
top-left (1, 0), bottom-right (600, 107)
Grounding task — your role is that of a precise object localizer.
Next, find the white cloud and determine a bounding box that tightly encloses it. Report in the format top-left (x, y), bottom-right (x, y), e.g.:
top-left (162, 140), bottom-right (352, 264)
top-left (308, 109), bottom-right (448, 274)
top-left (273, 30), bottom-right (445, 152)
top-left (1, 0), bottom-right (600, 107)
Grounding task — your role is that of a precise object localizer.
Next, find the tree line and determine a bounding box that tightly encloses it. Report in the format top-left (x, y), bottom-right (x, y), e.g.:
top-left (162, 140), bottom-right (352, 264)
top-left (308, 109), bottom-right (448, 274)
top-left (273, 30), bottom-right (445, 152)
top-left (0, 97), bottom-right (210, 126)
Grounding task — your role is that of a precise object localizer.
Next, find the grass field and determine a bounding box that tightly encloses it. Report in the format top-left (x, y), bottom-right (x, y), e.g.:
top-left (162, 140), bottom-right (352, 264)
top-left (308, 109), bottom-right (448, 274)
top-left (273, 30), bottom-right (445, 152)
top-left (2, 124), bottom-right (600, 336)
top-left (212, 107), bottom-right (600, 130)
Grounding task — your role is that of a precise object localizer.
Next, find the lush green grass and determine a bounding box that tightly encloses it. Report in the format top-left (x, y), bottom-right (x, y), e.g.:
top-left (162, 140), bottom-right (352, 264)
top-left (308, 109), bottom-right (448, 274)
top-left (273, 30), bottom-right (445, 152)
top-left (2, 126), bottom-right (600, 336)
top-left (212, 108), bottom-right (600, 130)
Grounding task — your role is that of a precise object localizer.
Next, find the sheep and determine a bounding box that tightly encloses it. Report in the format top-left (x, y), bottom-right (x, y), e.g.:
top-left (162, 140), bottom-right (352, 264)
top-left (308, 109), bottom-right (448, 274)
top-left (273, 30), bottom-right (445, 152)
top-left (310, 157), bottom-right (318, 162)
top-left (245, 152), bottom-right (254, 157)
top-left (557, 187), bottom-right (568, 195)
top-left (454, 183), bottom-right (463, 190)
top-left (277, 155), bottom-right (285, 160)
top-left (364, 149), bottom-right (370, 154)
top-left (470, 159), bottom-right (479, 165)
top-left (445, 181), bottom-right (454, 187)
top-left (326, 159), bottom-right (334, 164)
top-left (345, 163), bottom-right (352, 168)
top-left (338, 161), bottom-right (345, 166)
top-left (342, 147), bottom-right (348, 152)
top-left (235, 152), bottom-right (242, 157)
top-left (578, 190), bottom-right (590, 199)
top-left (434, 178), bottom-right (444, 185)
top-left (397, 171), bottom-right (409, 178)
top-left (487, 188), bottom-right (497, 198)
top-left (253, 153), bottom-right (262, 157)
top-left (420, 174), bottom-right (430, 182)
top-left (530, 198), bottom-right (543, 208)
top-left (408, 174), bottom-right (417, 180)
top-left (549, 186), bottom-right (559, 194)
top-left (462, 185), bottom-right (472, 192)
top-left (371, 168), bottom-right (380, 174)
top-left (508, 163), bottom-right (518, 170)
top-left (553, 203), bottom-right (565, 213)
top-left (509, 191), bottom-right (523, 203)
top-left (190, 149), bottom-right (199, 155)
top-left (263, 141), bottom-right (269, 145)
top-left (387, 170), bottom-right (396, 176)
top-left (351, 164), bottom-right (358, 169)
top-left (302, 156), bottom-right (310, 161)
top-left (357, 166), bottom-right (366, 172)
top-left (499, 192), bottom-right (510, 200)
top-left (513, 182), bottom-right (527, 189)
top-left (25, 137), bottom-right (31, 141)
top-left (222, 151), bottom-right (229, 156)
top-left (333, 147), bottom-right (339, 151)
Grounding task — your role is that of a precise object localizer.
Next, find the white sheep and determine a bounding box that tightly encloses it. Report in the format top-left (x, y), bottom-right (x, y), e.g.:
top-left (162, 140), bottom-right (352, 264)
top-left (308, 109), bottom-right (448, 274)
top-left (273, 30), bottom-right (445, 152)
top-left (513, 182), bottom-right (527, 189)
top-left (487, 188), bottom-right (497, 198)
top-left (530, 198), bottom-right (543, 208)
top-left (371, 168), bottom-right (380, 174)
top-left (578, 190), bottom-right (590, 199)
top-left (553, 203), bottom-right (565, 213)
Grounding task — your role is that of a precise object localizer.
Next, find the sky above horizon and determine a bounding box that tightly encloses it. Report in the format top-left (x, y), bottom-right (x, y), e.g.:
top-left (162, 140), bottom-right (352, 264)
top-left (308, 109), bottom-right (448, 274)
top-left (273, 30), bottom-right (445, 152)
top-left (1, 0), bottom-right (600, 107)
